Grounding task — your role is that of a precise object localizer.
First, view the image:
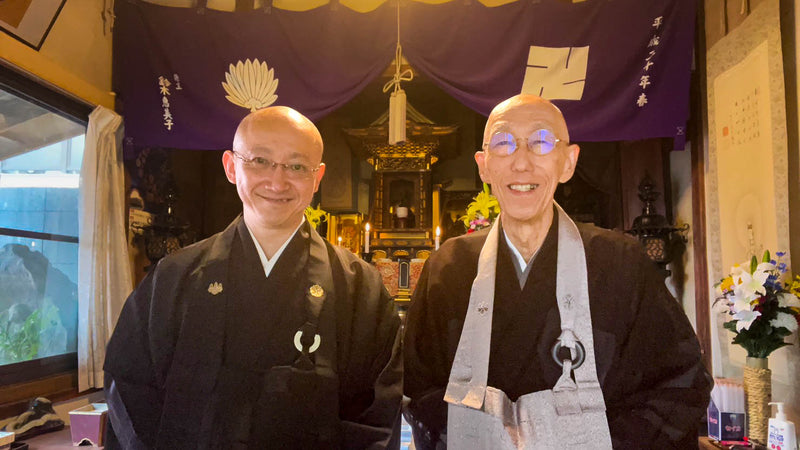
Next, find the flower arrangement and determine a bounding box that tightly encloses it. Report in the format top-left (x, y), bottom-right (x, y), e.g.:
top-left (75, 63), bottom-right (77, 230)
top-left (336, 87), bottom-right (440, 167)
top-left (460, 183), bottom-right (500, 233)
top-left (304, 205), bottom-right (328, 230)
top-left (715, 250), bottom-right (800, 358)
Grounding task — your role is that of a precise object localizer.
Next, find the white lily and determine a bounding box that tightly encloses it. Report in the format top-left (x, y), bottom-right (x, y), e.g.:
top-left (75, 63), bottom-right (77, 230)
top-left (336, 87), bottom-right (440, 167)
top-left (733, 309), bottom-right (762, 331)
top-left (732, 296), bottom-right (753, 314)
top-left (770, 312), bottom-right (799, 332)
top-left (733, 267), bottom-right (769, 302)
top-left (758, 260), bottom-right (773, 272)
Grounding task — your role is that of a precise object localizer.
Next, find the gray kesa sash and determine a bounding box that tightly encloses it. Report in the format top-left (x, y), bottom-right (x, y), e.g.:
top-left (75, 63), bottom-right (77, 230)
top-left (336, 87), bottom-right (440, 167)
top-left (444, 203), bottom-right (612, 449)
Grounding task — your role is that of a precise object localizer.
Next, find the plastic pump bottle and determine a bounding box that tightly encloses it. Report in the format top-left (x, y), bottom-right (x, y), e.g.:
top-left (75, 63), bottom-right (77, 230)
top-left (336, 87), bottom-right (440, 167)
top-left (768, 402), bottom-right (797, 450)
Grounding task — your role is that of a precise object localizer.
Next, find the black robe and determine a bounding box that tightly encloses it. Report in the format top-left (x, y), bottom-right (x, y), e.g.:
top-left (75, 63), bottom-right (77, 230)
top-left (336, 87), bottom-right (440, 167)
top-left (104, 217), bottom-right (402, 449)
top-left (404, 214), bottom-right (712, 449)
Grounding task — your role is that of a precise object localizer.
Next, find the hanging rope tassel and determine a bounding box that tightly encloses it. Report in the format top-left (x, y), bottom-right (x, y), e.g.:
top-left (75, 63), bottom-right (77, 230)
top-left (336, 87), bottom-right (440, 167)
top-left (388, 88), bottom-right (406, 145)
top-left (382, 1), bottom-right (413, 145)
top-left (383, 44), bottom-right (413, 145)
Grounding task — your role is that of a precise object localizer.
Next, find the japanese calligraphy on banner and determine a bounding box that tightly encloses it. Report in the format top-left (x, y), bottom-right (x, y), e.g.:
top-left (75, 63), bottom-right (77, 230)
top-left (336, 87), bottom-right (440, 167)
top-left (636, 16), bottom-right (665, 109)
top-left (114, 0), bottom-right (696, 150)
top-left (400, 0), bottom-right (696, 148)
top-left (114, 0), bottom-right (396, 150)
top-left (158, 75), bottom-right (182, 131)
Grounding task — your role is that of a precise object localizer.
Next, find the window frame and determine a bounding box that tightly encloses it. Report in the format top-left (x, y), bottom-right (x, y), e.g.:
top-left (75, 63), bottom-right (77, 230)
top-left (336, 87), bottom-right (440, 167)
top-left (0, 61), bottom-right (95, 414)
top-left (0, 60), bottom-right (93, 127)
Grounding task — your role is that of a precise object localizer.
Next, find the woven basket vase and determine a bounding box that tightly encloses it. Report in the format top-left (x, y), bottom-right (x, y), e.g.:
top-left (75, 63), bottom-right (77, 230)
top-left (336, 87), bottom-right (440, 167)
top-left (743, 356), bottom-right (771, 444)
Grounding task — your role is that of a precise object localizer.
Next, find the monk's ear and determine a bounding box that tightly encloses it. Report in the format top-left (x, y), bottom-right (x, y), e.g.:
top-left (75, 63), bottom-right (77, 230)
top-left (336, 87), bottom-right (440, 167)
top-left (474, 151), bottom-right (491, 184)
top-left (222, 150), bottom-right (237, 184)
top-left (313, 163), bottom-right (326, 193)
top-left (558, 144), bottom-right (580, 183)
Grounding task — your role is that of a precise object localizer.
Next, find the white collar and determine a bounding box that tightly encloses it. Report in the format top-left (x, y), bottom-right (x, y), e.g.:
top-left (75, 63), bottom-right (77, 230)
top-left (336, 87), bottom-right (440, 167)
top-left (246, 217), bottom-right (305, 278)
top-left (503, 230), bottom-right (533, 270)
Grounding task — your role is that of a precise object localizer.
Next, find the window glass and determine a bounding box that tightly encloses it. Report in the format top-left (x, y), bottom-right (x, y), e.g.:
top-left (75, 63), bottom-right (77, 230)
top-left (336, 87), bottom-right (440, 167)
top-left (0, 88), bottom-right (84, 366)
top-left (68, 135), bottom-right (85, 172)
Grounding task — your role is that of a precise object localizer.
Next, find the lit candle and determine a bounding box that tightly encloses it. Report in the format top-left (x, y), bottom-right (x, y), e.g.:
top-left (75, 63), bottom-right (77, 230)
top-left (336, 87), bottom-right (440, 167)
top-left (338, 236), bottom-right (342, 246)
top-left (435, 226), bottom-right (441, 250)
top-left (364, 222), bottom-right (371, 254)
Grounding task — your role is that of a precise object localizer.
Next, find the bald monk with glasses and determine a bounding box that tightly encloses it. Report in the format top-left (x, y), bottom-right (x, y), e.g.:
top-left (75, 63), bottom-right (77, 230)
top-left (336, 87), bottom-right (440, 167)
top-left (105, 106), bottom-right (402, 449)
top-left (403, 94), bottom-right (712, 449)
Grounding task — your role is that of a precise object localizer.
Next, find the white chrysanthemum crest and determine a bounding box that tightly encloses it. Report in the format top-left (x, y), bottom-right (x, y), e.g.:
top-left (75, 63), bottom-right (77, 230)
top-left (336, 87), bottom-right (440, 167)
top-left (222, 59), bottom-right (279, 112)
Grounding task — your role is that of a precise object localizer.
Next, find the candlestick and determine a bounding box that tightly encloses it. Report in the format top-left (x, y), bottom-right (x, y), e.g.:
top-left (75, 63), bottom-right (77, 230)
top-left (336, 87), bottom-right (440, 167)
top-left (365, 223), bottom-right (371, 254)
top-left (435, 226), bottom-right (441, 250)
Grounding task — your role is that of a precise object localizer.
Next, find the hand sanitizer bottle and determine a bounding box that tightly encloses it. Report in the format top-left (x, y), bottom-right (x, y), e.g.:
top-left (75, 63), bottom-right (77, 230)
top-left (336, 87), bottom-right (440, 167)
top-left (768, 402), bottom-right (797, 450)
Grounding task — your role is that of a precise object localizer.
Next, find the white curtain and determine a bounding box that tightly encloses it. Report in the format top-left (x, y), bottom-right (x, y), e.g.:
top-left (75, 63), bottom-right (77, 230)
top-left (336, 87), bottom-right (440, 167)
top-left (78, 106), bottom-right (133, 391)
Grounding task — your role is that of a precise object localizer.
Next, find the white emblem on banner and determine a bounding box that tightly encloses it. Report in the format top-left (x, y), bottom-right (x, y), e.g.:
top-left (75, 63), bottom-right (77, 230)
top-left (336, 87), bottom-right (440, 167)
top-left (520, 45), bottom-right (589, 101)
top-left (222, 59), bottom-right (279, 112)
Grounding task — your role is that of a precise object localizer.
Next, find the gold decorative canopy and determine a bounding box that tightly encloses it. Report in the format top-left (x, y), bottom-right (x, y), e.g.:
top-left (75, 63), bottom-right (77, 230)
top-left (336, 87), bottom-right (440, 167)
top-left (343, 102), bottom-right (459, 169)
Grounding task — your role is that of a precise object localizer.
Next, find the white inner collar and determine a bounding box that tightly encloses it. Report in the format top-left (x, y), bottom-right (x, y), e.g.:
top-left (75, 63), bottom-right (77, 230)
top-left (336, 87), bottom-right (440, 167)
top-left (246, 216), bottom-right (305, 278)
top-left (503, 230), bottom-right (533, 270)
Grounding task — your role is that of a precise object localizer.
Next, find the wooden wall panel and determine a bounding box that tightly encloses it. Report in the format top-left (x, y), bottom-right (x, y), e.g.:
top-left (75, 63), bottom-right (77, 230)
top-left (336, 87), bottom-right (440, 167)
top-left (708, 0), bottom-right (772, 49)
top-left (705, 0), bottom-right (727, 48)
top-left (618, 140), bottom-right (668, 230)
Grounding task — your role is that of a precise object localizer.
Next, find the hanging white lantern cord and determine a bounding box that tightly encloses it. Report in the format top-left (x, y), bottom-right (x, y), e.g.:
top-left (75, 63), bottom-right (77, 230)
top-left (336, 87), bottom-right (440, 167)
top-left (382, 2), bottom-right (413, 145)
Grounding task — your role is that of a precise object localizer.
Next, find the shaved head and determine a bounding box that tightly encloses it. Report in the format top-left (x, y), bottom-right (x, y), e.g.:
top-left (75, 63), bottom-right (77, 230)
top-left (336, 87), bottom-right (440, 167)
top-left (485, 94), bottom-right (571, 146)
top-left (233, 106), bottom-right (323, 162)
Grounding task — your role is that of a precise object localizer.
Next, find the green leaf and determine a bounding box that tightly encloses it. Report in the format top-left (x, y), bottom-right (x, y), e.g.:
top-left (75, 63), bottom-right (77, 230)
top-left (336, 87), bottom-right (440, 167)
top-left (723, 320), bottom-right (738, 333)
top-left (762, 250), bottom-right (771, 263)
top-left (750, 255), bottom-right (758, 274)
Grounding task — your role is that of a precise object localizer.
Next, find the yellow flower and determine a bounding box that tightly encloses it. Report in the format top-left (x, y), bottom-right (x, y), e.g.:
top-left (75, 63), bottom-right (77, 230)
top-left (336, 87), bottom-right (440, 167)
top-left (719, 277), bottom-right (734, 293)
top-left (790, 275), bottom-right (800, 296)
top-left (460, 183), bottom-right (500, 228)
top-left (304, 205), bottom-right (328, 230)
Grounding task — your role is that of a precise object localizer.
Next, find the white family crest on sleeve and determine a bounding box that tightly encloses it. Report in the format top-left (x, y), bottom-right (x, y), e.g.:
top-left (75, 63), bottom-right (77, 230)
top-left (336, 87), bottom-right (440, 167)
top-left (520, 45), bottom-right (589, 101)
top-left (208, 282), bottom-right (223, 295)
top-left (222, 58), bottom-right (279, 112)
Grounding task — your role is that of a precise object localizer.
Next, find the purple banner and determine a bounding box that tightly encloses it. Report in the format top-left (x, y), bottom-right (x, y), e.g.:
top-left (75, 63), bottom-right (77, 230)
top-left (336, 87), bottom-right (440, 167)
top-left (114, 0), bottom-right (395, 150)
top-left (401, 0), bottom-right (696, 147)
top-left (114, 0), bottom-right (695, 150)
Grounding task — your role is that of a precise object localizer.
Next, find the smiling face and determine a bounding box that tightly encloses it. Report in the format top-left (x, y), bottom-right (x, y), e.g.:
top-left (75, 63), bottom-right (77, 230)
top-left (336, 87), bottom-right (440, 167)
top-left (475, 95), bottom-right (579, 234)
top-left (222, 106), bottom-right (326, 235)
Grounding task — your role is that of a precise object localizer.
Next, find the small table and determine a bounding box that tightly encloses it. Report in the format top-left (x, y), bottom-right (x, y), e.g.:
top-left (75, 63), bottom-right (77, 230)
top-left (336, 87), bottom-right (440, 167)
top-left (15, 427), bottom-right (103, 450)
top-left (699, 436), bottom-right (766, 450)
